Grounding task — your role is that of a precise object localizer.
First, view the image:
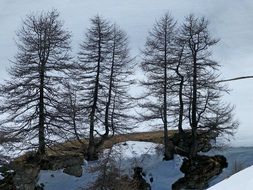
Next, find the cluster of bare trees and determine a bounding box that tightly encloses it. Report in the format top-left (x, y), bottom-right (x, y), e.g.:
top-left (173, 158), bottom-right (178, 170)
top-left (0, 10), bottom-right (237, 161)
top-left (0, 10), bottom-right (134, 160)
top-left (139, 13), bottom-right (238, 159)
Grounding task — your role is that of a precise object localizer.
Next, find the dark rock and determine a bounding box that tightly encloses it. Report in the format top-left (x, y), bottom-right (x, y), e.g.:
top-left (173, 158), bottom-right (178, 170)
top-left (171, 130), bottom-right (219, 158)
top-left (133, 167), bottom-right (151, 190)
top-left (41, 154), bottom-right (84, 178)
top-left (0, 153), bottom-right (84, 190)
top-left (12, 162), bottom-right (40, 190)
top-left (63, 165), bottom-right (83, 177)
top-left (0, 169), bottom-right (16, 190)
top-left (40, 154), bottom-right (84, 171)
top-left (172, 155), bottom-right (228, 190)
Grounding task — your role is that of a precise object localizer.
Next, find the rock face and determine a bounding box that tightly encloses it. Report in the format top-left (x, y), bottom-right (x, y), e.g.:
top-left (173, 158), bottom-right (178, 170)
top-left (41, 154), bottom-right (83, 169)
top-left (63, 165), bottom-right (83, 177)
top-left (40, 154), bottom-right (84, 177)
top-left (12, 163), bottom-right (40, 190)
top-left (172, 155), bottom-right (228, 190)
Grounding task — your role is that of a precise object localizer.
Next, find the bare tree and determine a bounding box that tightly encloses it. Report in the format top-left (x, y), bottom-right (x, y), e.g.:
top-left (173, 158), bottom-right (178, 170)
top-left (52, 77), bottom-right (86, 145)
top-left (139, 13), bottom-right (176, 160)
top-left (103, 24), bottom-right (135, 137)
top-left (178, 14), bottom-right (238, 158)
top-left (172, 37), bottom-right (188, 139)
top-left (78, 16), bottom-right (112, 160)
top-left (0, 10), bottom-right (72, 156)
top-left (78, 16), bottom-right (134, 160)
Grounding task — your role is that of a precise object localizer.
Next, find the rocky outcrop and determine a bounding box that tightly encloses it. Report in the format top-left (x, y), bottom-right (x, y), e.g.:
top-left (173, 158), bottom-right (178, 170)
top-left (40, 154), bottom-right (84, 177)
top-left (40, 154), bottom-right (83, 169)
top-left (172, 155), bottom-right (228, 190)
top-left (0, 153), bottom-right (84, 190)
top-left (171, 131), bottom-right (218, 157)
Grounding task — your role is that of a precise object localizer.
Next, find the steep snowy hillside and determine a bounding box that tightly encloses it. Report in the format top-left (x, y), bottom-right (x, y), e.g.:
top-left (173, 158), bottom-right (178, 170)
top-left (208, 165), bottom-right (253, 190)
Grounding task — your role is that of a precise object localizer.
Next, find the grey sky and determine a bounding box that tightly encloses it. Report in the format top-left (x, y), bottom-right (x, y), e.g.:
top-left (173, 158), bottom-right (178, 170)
top-left (1, 0), bottom-right (253, 146)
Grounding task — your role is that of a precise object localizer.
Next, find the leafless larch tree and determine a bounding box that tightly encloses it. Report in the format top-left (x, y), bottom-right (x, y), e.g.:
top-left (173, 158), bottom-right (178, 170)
top-left (103, 24), bottom-right (135, 137)
top-left (78, 16), bottom-right (134, 160)
top-left (178, 15), bottom-right (238, 158)
top-left (0, 10), bottom-right (72, 156)
top-left (139, 13), bottom-right (177, 160)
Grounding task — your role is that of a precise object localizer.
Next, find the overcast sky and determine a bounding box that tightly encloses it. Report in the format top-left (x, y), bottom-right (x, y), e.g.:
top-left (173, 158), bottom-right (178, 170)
top-left (1, 0), bottom-right (253, 146)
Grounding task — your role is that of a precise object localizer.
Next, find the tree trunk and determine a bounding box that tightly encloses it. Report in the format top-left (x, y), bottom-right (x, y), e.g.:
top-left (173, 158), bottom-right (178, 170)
top-left (87, 24), bottom-right (102, 161)
top-left (163, 29), bottom-right (173, 160)
top-left (190, 54), bottom-right (198, 159)
top-left (87, 68), bottom-right (99, 160)
top-left (175, 52), bottom-right (185, 140)
top-left (38, 64), bottom-right (46, 156)
top-left (178, 75), bottom-right (185, 138)
top-left (104, 39), bottom-right (116, 138)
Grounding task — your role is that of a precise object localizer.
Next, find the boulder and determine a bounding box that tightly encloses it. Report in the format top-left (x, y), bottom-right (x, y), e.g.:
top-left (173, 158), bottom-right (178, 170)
top-left (172, 155), bottom-right (228, 190)
top-left (171, 131), bottom-right (219, 157)
top-left (133, 167), bottom-right (151, 190)
top-left (40, 154), bottom-right (84, 171)
top-left (63, 165), bottom-right (83, 177)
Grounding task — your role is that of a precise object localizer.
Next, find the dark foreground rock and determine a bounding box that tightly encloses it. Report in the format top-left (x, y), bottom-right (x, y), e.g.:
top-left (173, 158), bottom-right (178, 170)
top-left (172, 155), bottom-right (228, 190)
top-left (133, 167), bottom-right (151, 190)
top-left (0, 153), bottom-right (84, 190)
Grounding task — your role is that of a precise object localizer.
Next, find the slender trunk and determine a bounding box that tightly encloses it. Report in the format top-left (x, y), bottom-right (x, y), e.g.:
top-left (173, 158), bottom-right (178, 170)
top-left (175, 49), bottom-right (185, 139)
top-left (163, 28), bottom-right (173, 160)
top-left (178, 75), bottom-right (184, 137)
top-left (190, 53), bottom-right (198, 158)
top-left (87, 26), bottom-right (102, 161)
top-left (71, 95), bottom-right (83, 145)
top-left (38, 64), bottom-right (45, 156)
top-left (88, 63), bottom-right (100, 160)
top-left (87, 109), bottom-right (96, 160)
top-left (163, 65), bottom-right (173, 160)
top-left (111, 95), bottom-right (116, 136)
top-left (104, 38), bottom-right (116, 138)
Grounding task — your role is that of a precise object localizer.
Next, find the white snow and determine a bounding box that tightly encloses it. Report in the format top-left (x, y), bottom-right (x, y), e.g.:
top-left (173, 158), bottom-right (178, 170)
top-left (38, 141), bottom-right (183, 190)
top-left (0, 174), bottom-right (4, 180)
top-left (107, 141), bottom-right (184, 189)
top-left (208, 165), bottom-right (253, 190)
top-left (38, 161), bottom-right (99, 190)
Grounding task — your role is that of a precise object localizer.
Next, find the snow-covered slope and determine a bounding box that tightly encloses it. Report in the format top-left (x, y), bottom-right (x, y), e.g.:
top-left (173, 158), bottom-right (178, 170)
top-left (38, 141), bottom-right (183, 190)
top-left (208, 165), bottom-right (253, 190)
